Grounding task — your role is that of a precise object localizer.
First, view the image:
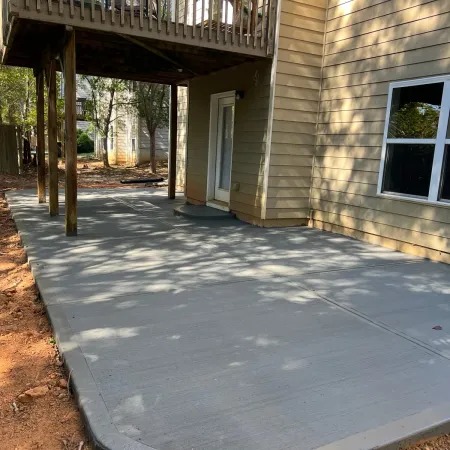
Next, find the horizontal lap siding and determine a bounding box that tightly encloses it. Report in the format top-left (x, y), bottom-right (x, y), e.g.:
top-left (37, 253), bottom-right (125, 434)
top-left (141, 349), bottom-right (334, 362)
top-left (267, 0), bottom-right (326, 220)
top-left (138, 121), bottom-right (170, 163)
top-left (186, 60), bottom-right (272, 219)
top-left (312, 0), bottom-right (450, 263)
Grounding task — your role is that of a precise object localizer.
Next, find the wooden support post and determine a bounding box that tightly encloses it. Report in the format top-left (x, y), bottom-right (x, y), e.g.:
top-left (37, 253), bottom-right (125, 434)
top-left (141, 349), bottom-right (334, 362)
top-left (48, 59), bottom-right (59, 216)
top-left (64, 30), bottom-right (77, 235)
top-left (168, 84), bottom-right (177, 200)
top-left (36, 69), bottom-right (46, 203)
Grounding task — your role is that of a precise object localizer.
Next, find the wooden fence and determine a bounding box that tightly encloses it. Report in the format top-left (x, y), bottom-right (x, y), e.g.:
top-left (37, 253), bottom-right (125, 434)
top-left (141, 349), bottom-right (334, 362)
top-left (0, 124), bottom-right (22, 175)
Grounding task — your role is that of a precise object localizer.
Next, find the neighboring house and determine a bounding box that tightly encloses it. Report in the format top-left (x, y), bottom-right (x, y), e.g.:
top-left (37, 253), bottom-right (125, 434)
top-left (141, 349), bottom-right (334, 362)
top-left (2, 0), bottom-right (450, 261)
top-left (92, 87), bottom-right (187, 189)
top-left (75, 79), bottom-right (90, 133)
top-left (93, 111), bottom-right (168, 165)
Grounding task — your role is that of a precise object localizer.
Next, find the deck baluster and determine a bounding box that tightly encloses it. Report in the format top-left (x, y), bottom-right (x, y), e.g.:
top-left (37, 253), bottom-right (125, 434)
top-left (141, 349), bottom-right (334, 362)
top-left (246, 0), bottom-right (251, 46)
top-left (192, 0), bottom-right (196, 37)
top-left (261, 0), bottom-right (266, 48)
top-left (224, 0), bottom-right (228, 43)
top-left (157, 0), bottom-right (162, 31)
top-left (239, 0), bottom-right (244, 45)
top-left (200, 0), bottom-right (205, 38)
top-left (167, 0), bottom-right (171, 34)
top-left (183, 0), bottom-right (188, 36)
top-left (216, 0), bottom-right (220, 43)
top-left (208, 0), bottom-right (212, 40)
top-left (231, 0), bottom-right (236, 43)
top-left (130, 0), bottom-right (134, 27)
top-left (120, 0), bottom-right (125, 24)
top-left (174, 0), bottom-right (179, 35)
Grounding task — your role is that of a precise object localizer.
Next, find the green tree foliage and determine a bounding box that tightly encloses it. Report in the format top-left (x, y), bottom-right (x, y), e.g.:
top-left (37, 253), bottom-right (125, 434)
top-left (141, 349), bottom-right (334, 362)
top-left (0, 64), bottom-right (64, 142)
top-left (0, 65), bottom-right (35, 132)
top-left (80, 76), bottom-right (131, 167)
top-left (133, 83), bottom-right (169, 173)
top-left (388, 102), bottom-right (440, 139)
top-left (76, 129), bottom-right (94, 154)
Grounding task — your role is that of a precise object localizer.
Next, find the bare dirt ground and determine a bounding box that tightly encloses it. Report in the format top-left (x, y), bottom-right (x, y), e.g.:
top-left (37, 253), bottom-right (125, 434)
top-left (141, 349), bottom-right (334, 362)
top-left (407, 436), bottom-right (450, 450)
top-left (0, 192), bottom-right (92, 450)
top-left (0, 156), bottom-right (167, 191)
top-left (1, 156), bottom-right (450, 449)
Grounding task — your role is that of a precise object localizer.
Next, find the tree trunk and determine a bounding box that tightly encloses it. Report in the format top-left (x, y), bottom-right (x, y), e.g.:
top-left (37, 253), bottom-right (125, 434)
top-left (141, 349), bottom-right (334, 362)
top-left (150, 128), bottom-right (157, 174)
top-left (103, 135), bottom-right (110, 168)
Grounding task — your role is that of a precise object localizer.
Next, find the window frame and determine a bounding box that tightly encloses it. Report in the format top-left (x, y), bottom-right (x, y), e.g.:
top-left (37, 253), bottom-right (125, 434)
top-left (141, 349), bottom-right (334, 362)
top-left (377, 74), bottom-right (450, 206)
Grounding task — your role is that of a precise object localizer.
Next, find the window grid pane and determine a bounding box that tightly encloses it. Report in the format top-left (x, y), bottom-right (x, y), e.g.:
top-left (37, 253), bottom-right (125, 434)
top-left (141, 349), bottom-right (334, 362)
top-left (383, 144), bottom-right (435, 197)
top-left (440, 145), bottom-right (450, 201)
top-left (447, 112), bottom-right (450, 139)
top-left (381, 79), bottom-right (450, 204)
top-left (387, 83), bottom-right (443, 139)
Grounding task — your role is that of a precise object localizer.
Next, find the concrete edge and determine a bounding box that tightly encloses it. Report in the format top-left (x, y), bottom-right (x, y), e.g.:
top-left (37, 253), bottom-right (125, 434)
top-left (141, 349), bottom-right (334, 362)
top-left (314, 402), bottom-right (450, 450)
top-left (6, 194), bottom-right (156, 450)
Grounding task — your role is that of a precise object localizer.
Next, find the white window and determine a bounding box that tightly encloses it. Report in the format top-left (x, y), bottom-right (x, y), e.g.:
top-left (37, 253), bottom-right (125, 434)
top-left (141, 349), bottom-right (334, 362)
top-left (377, 75), bottom-right (450, 204)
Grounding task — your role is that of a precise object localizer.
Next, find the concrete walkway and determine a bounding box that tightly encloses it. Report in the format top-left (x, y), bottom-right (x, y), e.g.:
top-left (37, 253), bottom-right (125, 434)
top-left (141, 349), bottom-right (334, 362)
top-left (7, 189), bottom-right (450, 450)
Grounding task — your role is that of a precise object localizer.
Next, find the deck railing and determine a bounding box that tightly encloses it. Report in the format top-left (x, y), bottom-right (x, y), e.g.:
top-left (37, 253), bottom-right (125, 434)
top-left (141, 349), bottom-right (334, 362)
top-left (1, 0), bottom-right (10, 47)
top-left (9, 0), bottom-right (276, 56)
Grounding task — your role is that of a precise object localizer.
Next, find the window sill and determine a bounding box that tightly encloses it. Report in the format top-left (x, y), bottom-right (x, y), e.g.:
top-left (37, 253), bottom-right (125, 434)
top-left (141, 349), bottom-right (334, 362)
top-left (377, 192), bottom-right (450, 208)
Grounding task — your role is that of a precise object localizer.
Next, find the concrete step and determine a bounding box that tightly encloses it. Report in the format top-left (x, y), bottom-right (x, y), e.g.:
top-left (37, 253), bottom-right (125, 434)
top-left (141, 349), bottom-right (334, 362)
top-left (174, 204), bottom-right (235, 220)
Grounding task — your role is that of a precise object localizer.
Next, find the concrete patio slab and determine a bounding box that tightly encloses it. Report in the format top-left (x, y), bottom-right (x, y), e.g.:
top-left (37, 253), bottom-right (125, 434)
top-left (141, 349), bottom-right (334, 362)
top-left (301, 262), bottom-right (450, 358)
top-left (6, 189), bottom-right (450, 450)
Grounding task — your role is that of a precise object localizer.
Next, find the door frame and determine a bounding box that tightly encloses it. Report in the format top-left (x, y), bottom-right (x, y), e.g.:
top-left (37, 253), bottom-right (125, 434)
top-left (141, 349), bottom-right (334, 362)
top-left (206, 90), bottom-right (236, 208)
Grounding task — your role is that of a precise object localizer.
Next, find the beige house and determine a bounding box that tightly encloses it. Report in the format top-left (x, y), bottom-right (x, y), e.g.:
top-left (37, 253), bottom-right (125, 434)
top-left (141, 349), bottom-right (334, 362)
top-left (1, 0), bottom-right (450, 260)
top-left (182, 0), bottom-right (450, 264)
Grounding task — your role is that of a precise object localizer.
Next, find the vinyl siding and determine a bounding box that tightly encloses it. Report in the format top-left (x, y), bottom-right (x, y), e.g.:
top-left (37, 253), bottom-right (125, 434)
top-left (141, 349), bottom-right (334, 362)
top-left (138, 121), bottom-right (169, 163)
top-left (311, 0), bottom-right (450, 263)
top-left (266, 0), bottom-right (327, 221)
top-left (115, 120), bottom-right (129, 164)
top-left (186, 59), bottom-right (272, 220)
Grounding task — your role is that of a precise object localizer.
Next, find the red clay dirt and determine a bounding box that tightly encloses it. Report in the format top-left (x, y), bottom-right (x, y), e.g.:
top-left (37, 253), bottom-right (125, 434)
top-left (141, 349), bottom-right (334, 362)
top-left (0, 190), bottom-right (92, 450)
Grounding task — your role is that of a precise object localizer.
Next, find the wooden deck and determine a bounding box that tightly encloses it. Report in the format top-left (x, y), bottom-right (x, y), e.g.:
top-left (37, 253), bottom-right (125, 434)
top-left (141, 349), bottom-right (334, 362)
top-left (1, 0), bottom-right (276, 82)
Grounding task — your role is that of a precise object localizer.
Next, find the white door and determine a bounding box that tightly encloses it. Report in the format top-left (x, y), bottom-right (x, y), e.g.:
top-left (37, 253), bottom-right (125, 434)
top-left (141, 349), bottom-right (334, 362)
top-left (214, 96), bottom-right (235, 203)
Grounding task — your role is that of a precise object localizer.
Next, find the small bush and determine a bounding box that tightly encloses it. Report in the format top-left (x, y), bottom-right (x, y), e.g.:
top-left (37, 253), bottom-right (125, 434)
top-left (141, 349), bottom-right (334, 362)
top-left (77, 131), bottom-right (94, 154)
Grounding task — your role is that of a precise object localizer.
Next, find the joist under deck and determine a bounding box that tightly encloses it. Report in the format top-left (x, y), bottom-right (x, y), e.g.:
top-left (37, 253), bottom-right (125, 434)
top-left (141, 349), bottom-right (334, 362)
top-left (3, 20), bottom-right (262, 82)
top-left (3, 20), bottom-right (262, 84)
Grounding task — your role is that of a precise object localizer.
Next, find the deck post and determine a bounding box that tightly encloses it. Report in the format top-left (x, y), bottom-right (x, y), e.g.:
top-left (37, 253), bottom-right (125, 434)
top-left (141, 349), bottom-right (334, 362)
top-left (36, 68), bottom-right (46, 203)
top-left (168, 84), bottom-right (177, 200)
top-left (48, 58), bottom-right (59, 216)
top-left (64, 30), bottom-right (77, 235)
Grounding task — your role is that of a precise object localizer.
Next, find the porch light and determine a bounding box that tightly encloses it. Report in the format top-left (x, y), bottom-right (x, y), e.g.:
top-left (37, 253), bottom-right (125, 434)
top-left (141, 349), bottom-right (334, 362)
top-left (235, 91), bottom-right (245, 100)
